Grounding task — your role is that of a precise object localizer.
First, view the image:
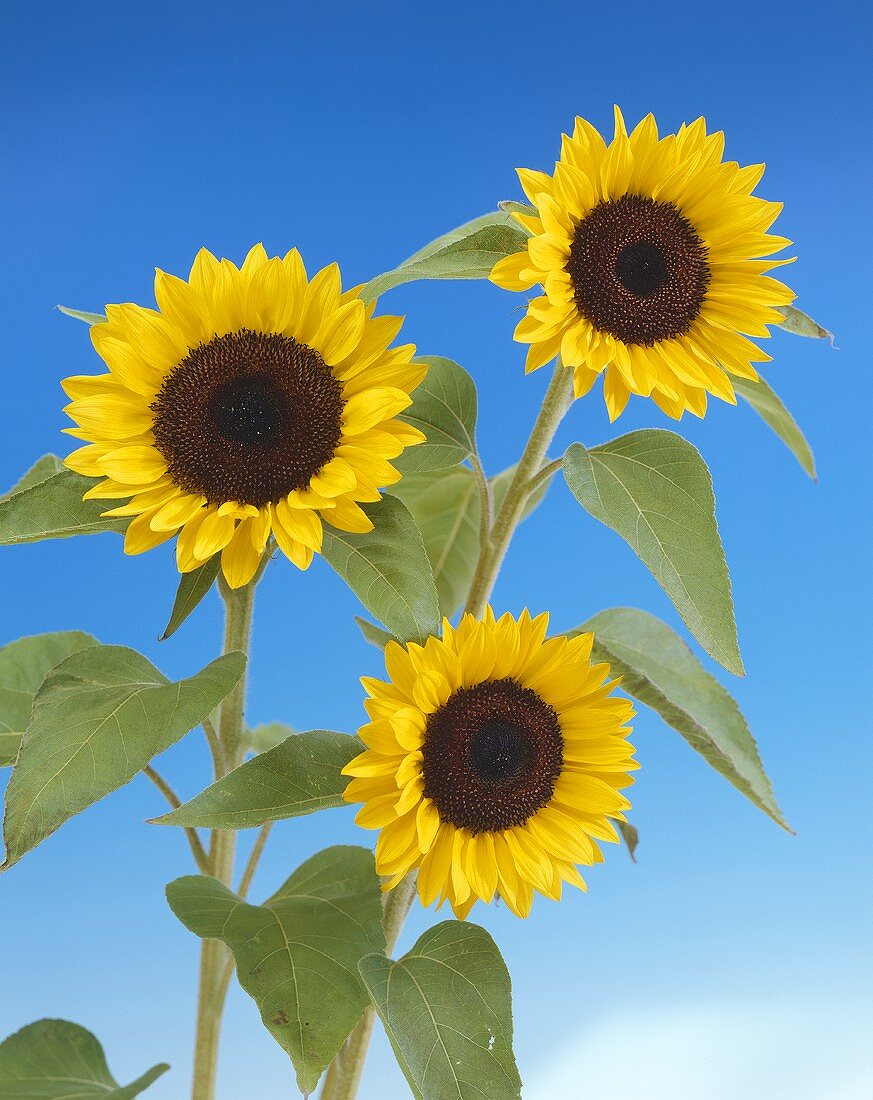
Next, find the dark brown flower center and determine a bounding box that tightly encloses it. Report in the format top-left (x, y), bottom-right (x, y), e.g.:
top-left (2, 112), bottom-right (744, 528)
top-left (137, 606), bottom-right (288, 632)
top-left (421, 678), bottom-right (563, 834)
top-left (566, 195), bottom-right (710, 345)
top-left (151, 329), bottom-right (344, 507)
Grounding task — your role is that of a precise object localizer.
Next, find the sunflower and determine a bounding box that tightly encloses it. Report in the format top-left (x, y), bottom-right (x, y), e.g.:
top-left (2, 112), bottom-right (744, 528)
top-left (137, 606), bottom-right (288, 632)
top-left (343, 609), bottom-right (636, 919)
top-left (490, 107), bottom-right (795, 420)
top-left (62, 245), bottom-right (425, 587)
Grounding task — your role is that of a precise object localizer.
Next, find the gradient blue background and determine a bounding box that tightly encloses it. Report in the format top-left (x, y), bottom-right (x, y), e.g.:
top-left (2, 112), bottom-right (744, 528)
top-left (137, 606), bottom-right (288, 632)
top-left (1, 3), bottom-right (871, 1097)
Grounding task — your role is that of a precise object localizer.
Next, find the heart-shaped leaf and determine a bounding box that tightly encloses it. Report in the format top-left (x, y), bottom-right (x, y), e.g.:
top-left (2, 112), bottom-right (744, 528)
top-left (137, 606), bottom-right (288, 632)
top-left (166, 846), bottom-right (384, 1096)
top-left (248, 720), bottom-right (295, 754)
top-left (395, 356), bottom-right (478, 474)
top-left (322, 495), bottom-right (439, 644)
top-left (563, 430), bottom-right (743, 675)
top-left (1, 454), bottom-right (64, 500)
top-left (577, 607), bottom-right (787, 828)
top-left (733, 372), bottom-right (815, 479)
top-left (0, 467), bottom-right (125, 545)
top-left (391, 466), bottom-right (480, 617)
top-left (0, 631), bottom-right (99, 767)
top-left (152, 729), bottom-right (360, 829)
top-left (2, 646), bottom-right (245, 869)
top-left (361, 212), bottom-right (528, 301)
top-left (359, 921), bottom-right (522, 1100)
top-left (0, 1018), bottom-right (168, 1099)
top-left (390, 461), bottom-right (555, 618)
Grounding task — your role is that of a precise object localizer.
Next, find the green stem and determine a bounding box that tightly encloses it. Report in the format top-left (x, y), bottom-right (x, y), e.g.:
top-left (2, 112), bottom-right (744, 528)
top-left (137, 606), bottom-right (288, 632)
top-left (469, 450), bottom-right (493, 555)
top-left (465, 358), bottom-right (574, 616)
top-left (214, 822), bottom-right (275, 1005)
top-left (321, 360), bottom-right (574, 1100)
top-left (191, 577), bottom-right (257, 1100)
top-left (525, 455), bottom-right (564, 497)
top-left (320, 874), bottom-right (418, 1100)
top-left (143, 764), bottom-right (210, 874)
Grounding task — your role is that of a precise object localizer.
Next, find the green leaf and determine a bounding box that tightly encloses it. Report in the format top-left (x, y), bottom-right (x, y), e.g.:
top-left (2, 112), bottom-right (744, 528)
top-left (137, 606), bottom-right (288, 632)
top-left (0, 631), bottom-right (99, 767)
top-left (355, 617), bottom-right (396, 650)
top-left (578, 607), bottom-right (787, 828)
top-left (58, 304), bottom-right (106, 325)
top-left (617, 820), bottom-right (639, 862)
top-left (775, 304), bottom-right (834, 343)
top-left (152, 728), bottom-right (360, 829)
top-left (395, 356), bottom-right (477, 474)
top-left (391, 461), bottom-right (556, 618)
top-left (0, 736), bottom-right (19, 769)
top-left (733, 372), bottom-right (816, 479)
top-left (322, 495), bottom-right (440, 644)
top-left (0, 469), bottom-right (126, 545)
top-left (160, 556), bottom-right (220, 640)
top-left (1, 647), bottom-right (245, 870)
top-left (2, 454), bottom-right (64, 500)
top-left (563, 431), bottom-right (743, 676)
top-left (391, 466), bottom-right (480, 617)
top-left (359, 921), bottom-right (522, 1100)
top-left (248, 720), bottom-right (295, 754)
top-left (166, 846), bottom-right (385, 1095)
top-left (0, 1018), bottom-right (168, 1098)
top-left (361, 212), bottom-right (528, 302)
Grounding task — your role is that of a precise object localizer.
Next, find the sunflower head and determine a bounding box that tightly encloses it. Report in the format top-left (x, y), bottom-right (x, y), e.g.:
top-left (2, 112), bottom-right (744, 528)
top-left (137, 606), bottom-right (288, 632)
top-left (62, 245), bottom-right (426, 587)
top-left (490, 107), bottom-right (795, 420)
top-left (343, 609), bottom-right (636, 919)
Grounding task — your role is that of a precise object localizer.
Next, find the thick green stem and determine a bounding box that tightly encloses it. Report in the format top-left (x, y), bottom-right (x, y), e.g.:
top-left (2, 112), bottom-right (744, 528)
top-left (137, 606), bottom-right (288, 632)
top-left (191, 578), bottom-right (257, 1100)
top-left (321, 874), bottom-right (418, 1100)
top-left (465, 359), bottom-right (574, 617)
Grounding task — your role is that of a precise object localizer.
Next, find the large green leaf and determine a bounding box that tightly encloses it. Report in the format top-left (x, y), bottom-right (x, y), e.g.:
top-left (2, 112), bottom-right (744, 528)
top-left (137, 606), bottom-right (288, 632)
top-left (0, 735), bottom-right (19, 769)
top-left (248, 720), bottom-right (295, 754)
top-left (166, 846), bottom-right (384, 1096)
top-left (563, 431), bottom-right (743, 676)
top-left (775, 304), bottom-right (833, 342)
top-left (391, 466), bottom-right (480, 617)
top-left (0, 468), bottom-right (125, 545)
top-left (1, 646), bottom-right (245, 870)
top-left (361, 212), bottom-right (528, 301)
top-left (0, 1018), bottom-right (168, 1099)
top-left (1, 454), bottom-right (64, 500)
top-left (733, 373), bottom-right (816, 479)
top-left (395, 356), bottom-right (477, 474)
top-left (58, 305), bottom-right (106, 325)
top-left (390, 461), bottom-right (554, 619)
top-left (322, 495), bottom-right (440, 644)
top-left (160, 556), bottom-right (220, 640)
top-left (359, 921), bottom-right (521, 1100)
top-left (152, 729), bottom-right (360, 829)
top-left (579, 607), bottom-right (787, 828)
top-left (0, 632), bottom-right (99, 767)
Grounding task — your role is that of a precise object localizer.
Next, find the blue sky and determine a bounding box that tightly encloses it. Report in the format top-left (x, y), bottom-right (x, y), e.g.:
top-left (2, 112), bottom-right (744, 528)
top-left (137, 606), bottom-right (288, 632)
top-left (1, 2), bottom-right (871, 1097)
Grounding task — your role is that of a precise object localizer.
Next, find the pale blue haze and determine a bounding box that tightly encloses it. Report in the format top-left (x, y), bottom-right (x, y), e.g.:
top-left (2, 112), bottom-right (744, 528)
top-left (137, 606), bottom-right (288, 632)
top-left (1, 3), bottom-right (871, 1098)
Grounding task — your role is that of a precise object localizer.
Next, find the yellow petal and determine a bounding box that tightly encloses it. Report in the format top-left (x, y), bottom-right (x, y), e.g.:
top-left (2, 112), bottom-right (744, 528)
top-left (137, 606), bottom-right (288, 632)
top-left (124, 510), bottom-right (175, 556)
top-left (221, 518), bottom-right (264, 589)
top-left (193, 509), bottom-right (236, 560)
